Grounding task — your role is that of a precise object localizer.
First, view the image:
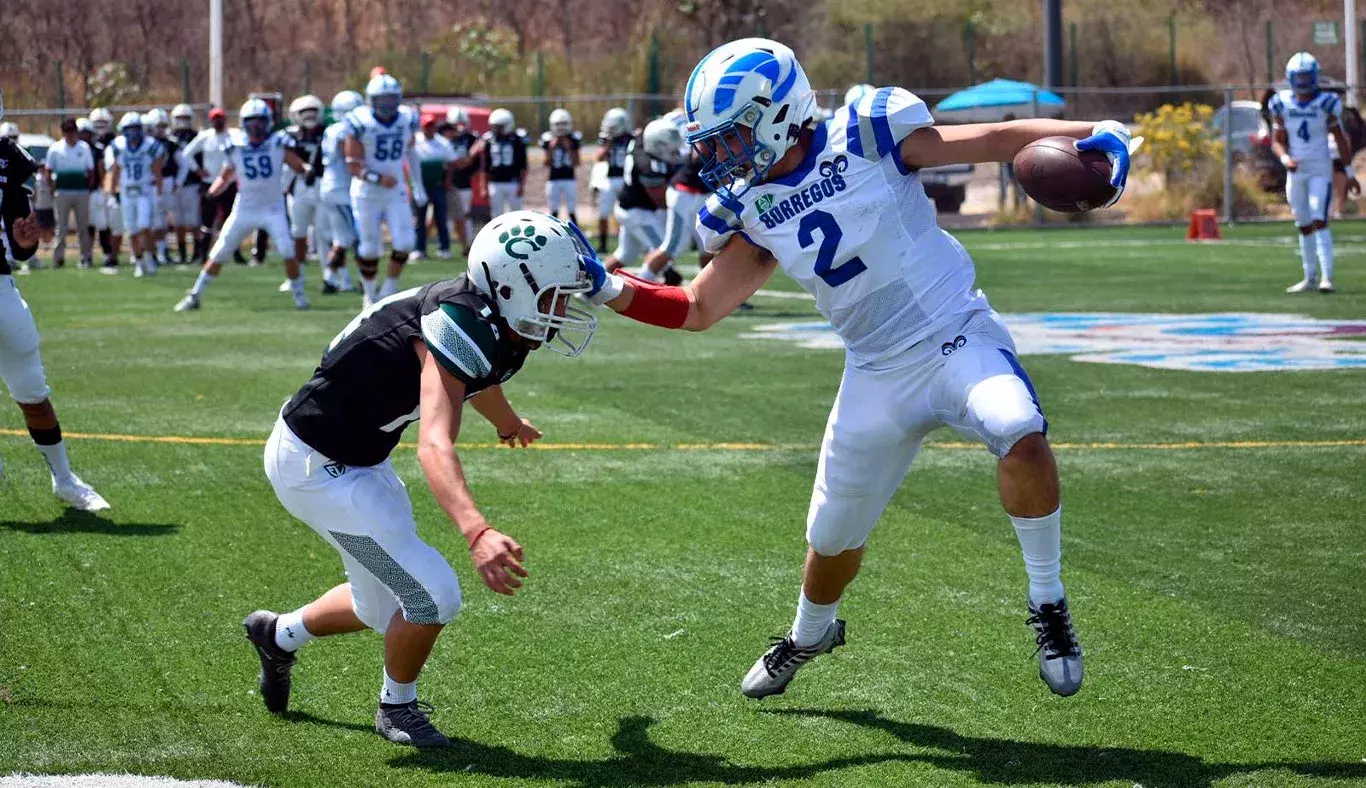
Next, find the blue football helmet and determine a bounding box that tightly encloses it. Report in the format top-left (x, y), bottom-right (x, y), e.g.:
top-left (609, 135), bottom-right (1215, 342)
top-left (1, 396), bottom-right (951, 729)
top-left (1286, 52), bottom-right (1321, 97)
top-left (366, 74), bottom-right (402, 122)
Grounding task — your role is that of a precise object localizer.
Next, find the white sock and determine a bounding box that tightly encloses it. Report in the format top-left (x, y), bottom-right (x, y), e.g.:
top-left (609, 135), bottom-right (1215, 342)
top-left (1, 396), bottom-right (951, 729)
top-left (381, 275), bottom-right (400, 297)
top-left (790, 591), bottom-right (840, 647)
top-left (339, 268), bottom-right (353, 290)
top-left (273, 609), bottom-right (314, 652)
top-left (1011, 507), bottom-right (1065, 605)
top-left (1315, 228), bottom-right (1334, 280)
top-left (36, 440), bottom-right (74, 485)
top-left (290, 271), bottom-right (305, 295)
top-left (1298, 232), bottom-right (1318, 280)
top-left (156, 239), bottom-right (167, 258)
top-left (360, 276), bottom-right (379, 301)
top-left (380, 670), bottom-right (417, 705)
top-left (190, 270), bottom-right (216, 297)
top-left (635, 265), bottom-right (660, 283)
top-left (322, 266), bottom-right (338, 287)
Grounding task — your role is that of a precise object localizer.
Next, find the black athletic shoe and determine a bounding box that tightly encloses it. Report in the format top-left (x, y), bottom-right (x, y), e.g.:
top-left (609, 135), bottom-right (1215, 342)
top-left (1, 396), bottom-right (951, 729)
top-left (321, 281), bottom-right (339, 295)
top-left (1026, 597), bottom-right (1084, 696)
top-left (243, 610), bottom-right (297, 713)
top-left (375, 700), bottom-right (451, 748)
top-left (662, 267), bottom-right (684, 287)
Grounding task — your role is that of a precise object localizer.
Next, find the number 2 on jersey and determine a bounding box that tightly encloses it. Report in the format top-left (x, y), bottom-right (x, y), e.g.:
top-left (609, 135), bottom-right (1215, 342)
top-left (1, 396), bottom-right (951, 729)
top-left (799, 210), bottom-right (867, 288)
top-left (1296, 120), bottom-right (1311, 143)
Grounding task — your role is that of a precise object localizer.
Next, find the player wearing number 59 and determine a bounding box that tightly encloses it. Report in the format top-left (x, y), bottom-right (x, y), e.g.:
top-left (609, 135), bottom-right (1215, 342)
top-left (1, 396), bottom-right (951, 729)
top-left (244, 211), bottom-right (598, 747)
top-left (584, 38), bottom-right (1142, 700)
top-left (176, 100), bottom-right (308, 312)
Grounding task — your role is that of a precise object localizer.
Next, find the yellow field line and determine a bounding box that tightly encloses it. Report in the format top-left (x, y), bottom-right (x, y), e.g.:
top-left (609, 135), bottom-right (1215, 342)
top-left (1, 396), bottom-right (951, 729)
top-left (2, 428), bottom-right (1364, 452)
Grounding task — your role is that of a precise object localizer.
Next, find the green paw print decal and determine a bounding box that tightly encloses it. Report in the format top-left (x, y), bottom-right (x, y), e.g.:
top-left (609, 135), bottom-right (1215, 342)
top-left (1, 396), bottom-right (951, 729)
top-left (498, 224), bottom-right (549, 260)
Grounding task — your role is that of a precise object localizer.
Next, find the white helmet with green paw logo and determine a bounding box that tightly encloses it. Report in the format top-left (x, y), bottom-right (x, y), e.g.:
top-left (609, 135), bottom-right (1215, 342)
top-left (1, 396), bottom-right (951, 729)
top-left (467, 210), bottom-right (598, 357)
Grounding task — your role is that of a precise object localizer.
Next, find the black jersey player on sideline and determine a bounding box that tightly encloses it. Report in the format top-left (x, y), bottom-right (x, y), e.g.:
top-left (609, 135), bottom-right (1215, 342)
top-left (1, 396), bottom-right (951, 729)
top-left (243, 210), bottom-right (600, 748)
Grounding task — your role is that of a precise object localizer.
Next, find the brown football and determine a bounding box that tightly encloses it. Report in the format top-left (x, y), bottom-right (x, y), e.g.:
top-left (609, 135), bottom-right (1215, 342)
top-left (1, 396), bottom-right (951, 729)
top-left (1012, 136), bottom-right (1117, 213)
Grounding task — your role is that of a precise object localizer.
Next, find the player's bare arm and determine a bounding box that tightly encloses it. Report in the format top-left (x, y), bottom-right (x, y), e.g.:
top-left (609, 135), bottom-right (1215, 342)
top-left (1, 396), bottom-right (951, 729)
top-left (1271, 121), bottom-right (1296, 171)
top-left (12, 212), bottom-right (41, 250)
top-left (414, 341), bottom-right (527, 595)
top-left (1328, 119), bottom-right (1360, 196)
top-left (900, 120), bottom-right (1096, 169)
top-left (469, 386), bottom-right (542, 447)
top-left (345, 137), bottom-right (397, 188)
top-left (284, 149), bottom-right (307, 175)
top-left (206, 164), bottom-right (234, 197)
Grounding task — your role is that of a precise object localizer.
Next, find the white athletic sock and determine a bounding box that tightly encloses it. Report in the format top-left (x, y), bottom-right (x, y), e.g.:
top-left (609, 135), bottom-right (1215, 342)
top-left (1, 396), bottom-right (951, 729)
top-left (380, 670), bottom-right (417, 705)
top-left (1315, 228), bottom-right (1334, 280)
top-left (1298, 233), bottom-right (1318, 280)
top-left (635, 264), bottom-right (660, 283)
top-left (156, 239), bottom-right (168, 259)
top-left (1011, 507), bottom-right (1066, 605)
top-left (190, 270), bottom-right (216, 296)
top-left (360, 276), bottom-right (379, 301)
top-left (380, 275), bottom-right (400, 298)
top-left (273, 609), bottom-right (314, 652)
top-left (290, 271), bottom-right (305, 295)
top-left (790, 592), bottom-right (840, 648)
top-left (36, 440), bottom-right (74, 485)
top-left (339, 269), bottom-right (353, 290)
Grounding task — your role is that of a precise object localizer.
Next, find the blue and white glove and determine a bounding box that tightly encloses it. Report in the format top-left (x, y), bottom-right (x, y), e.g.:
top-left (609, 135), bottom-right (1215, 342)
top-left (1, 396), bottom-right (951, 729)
top-left (567, 220), bottom-right (624, 306)
top-left (411, 184), bottom-right (428, 209)
top-left (1075, 120), bottom-right (1144, 208)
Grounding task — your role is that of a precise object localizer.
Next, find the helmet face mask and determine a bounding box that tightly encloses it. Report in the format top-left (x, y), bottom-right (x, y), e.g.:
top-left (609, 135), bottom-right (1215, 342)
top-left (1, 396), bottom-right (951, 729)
top-left (1287, 52), bottom-right (1321, 97)
top-left (119, 112), bottom-right (144, 146)
top-left (172, 104), bottom-right (194, 130)
top-left (366, 74), bottom-right (403, 122)
top-left (549, 108), bottom-right (572, 136)
top-left (447, 106), bottom-right (469, 130)
top-left (600, 108), bottom-right (630, 137)
top-left (239, 99), bottom-right (273, 143)
top-left (290, 95), bottom-right (324, 129)
top-left (644, 118), bottom-right (685, 165)
top-left (489, 108), bottom-right (514, 135)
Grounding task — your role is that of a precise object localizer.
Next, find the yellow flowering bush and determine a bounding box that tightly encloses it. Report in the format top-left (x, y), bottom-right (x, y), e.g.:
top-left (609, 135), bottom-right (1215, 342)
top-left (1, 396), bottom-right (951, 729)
top-left (1135, 103), bottom-right (1224, 185)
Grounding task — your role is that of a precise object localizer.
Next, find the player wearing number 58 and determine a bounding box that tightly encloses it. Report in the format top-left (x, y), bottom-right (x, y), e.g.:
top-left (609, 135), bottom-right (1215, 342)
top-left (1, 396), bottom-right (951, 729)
top-left (583, 37), bottom-right (1141, 700)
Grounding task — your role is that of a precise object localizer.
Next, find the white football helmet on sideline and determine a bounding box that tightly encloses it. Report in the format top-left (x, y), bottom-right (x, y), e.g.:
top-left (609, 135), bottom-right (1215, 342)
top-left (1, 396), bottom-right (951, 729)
top-left (290, 94), bottom-right (324, 129)
top-left (843, 83), bottom-right (875, 107)
top-left (89, 107), bottom-right (114, 135)
top-left (643, 118), bottom-right (685, 164)
top-left (331, 90), bottom-right (364, 116)
top-left (549, 108), bottom-right (573, 136)
top-left (171, 104), bottom-right (195, 130)
top-left (0, 122), bottom-right (18, 140)
top-left (489, 108), bottom-right (515, 135)
top-left (600, 107), bottom-right (630, 137)
top-left (683, 37), bottom-right (817, 197)
top-left (144, 108), bottom-right (171, 137)
top-left (447, 105), bottom-right (470, 129)
top-left (365, 74), bottom-right (402, 121)
top-left (118, 111), bottom-right (144, 144)
top-left (466, 211), bottom-right (598, 357)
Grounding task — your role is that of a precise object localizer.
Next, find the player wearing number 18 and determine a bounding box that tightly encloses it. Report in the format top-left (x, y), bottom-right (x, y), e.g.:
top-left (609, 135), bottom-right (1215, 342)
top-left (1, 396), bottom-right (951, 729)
top-left (584, 37), bottom-right (1141, 700)
top-left (244, 211), bottom-right (598, 747)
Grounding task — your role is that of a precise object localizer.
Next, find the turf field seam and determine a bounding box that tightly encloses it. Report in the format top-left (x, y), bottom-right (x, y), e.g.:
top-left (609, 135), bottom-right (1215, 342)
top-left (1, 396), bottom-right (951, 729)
top-left (3, 428), bottom-right (1364, 452)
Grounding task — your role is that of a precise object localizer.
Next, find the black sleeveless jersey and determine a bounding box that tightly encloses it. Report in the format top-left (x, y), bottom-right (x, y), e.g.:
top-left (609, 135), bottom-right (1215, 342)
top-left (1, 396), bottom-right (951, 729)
top-left (92, 133), bottom-right (117, 179)
top-left (616, 137), bottom-right (677, 211)
top-left (172, 129), bottom-right (204, 185)
top-left (158, 136), bottom-right (182, 180)
top-left (600, 133), bottom-right (632, 178)
top-left (286, 125), bottom-right (326, 186)
top-left (540, 131), bottom-right (581, 181)
top-left (282, 276), bottom-right (530, 467)
top-left (447, 131), bottom-right (479, 189)
top-left (482, 130), bottom-right (528, 183)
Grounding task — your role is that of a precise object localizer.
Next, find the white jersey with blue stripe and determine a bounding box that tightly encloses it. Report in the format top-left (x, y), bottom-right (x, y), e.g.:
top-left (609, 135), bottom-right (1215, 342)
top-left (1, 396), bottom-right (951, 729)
top-left (224, 130), bottom-right (292, 208)
top-left (105, 136), bottom-right (162, 196)
top-left (319, 122), bottom-right (352, 205)
top-left (695, 87), bottom-right (988, 367)
top-left (342, 105), bottom-right (419, 201)
top-left (1268, 89), bottom-right (1343, 174)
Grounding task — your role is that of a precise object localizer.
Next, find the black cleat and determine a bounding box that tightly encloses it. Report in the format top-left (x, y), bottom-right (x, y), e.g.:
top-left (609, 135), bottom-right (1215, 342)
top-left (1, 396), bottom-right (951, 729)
top-left (375, 700), bottom-right (452, 748)
top-left (662, 267), bottom-right (684, 287)
top-left (243, 610), bottom-right (296, 713)
top-left (321, 280), bottom-right (340, 295)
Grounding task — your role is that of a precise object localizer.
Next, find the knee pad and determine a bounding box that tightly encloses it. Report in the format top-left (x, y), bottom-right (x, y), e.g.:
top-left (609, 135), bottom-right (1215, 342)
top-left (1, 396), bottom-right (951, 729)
top-left (356, 257), bottom-right (379, 277)
top-left (352, 592), bottom-right (401, 634)
top-left (804, 484), bottom-right (878, 557)
top-left (389, 250), bottom-right (407, 267)
top-left (967, 374), bottom-right (1047, 459)
top-left (425, 581), bottom-right (462, 625)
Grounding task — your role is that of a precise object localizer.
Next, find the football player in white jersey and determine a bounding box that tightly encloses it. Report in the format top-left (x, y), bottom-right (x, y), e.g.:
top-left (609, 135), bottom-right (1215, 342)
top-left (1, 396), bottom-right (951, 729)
top-left (343, 74), bottom-right (426, 308)
top-left (320, 90), bottom-right (364, 295)
top-left (103, 112), bottom-right (165, 277)
top-left (175, 99), bottom-right (309, 312)
top-left (581, 38), bottom-right (1139, 700)
top-left (1269, 53), bottom-right (1359, 294)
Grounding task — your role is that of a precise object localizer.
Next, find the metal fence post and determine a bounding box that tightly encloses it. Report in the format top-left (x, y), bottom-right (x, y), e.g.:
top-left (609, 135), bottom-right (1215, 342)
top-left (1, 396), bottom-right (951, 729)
top-left (56, 60), bottom-right (65, 113)
top-left (182, 58), bottom-right (192, 102)
top-left (647, 31), bottom-right (661, 119)
top-left (535, 50), bottom-right (546, 132)
top-left (420, 51), bottom-right (431, 94)
top-left (864, 23), bottom-right (874, 84)
top-left (1068, 22), bottom-right (1078, 86)
top-left (964, 21), bottom-right (976, 85)
top-left (1168, 13), bottom-right (1178, 86)
top-left (1223, 85), bottom-right (1235, 224)
top-left (303, 59), bottom-right (311, 96)
top-left (1266, 20), bottom-right (1275, 84)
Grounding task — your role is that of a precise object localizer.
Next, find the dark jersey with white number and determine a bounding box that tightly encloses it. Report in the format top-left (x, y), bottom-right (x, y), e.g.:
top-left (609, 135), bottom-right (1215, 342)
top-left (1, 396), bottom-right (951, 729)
top-left (0, 137), bottom-right (40, 275)
top-left (172, 128), bottom-right (205, 186)
top-left (447, 131), bottom-right (479, 189)
top-left (285, 125), bottom-right (326, 189)
top-left (600, 133), bottom-right (632, 178)
top-left (282, 276), bottom-right (529, 467)
top-left (540, 131), bottom-right (581, 181)
top-left (616, 136), bottom-right (677, 212)
top-left (482, 130), bottom-right (528, 183)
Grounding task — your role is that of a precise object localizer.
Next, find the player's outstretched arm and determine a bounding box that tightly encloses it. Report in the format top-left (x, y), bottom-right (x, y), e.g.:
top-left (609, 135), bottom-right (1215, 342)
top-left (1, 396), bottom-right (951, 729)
top-left (415, 343), bottom-right (527, 595)
top-left (585, 232), bottom-right (776, 331)
top-left (469, 386), bottom-right (542, 448)
top-left (207, 165), bottom-right (234, 198)
top-left (900, 119), bottom-right (1096, 169)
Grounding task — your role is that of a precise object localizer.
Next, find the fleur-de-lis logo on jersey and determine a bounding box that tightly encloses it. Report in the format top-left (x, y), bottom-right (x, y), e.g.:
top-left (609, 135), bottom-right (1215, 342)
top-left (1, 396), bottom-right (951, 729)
top-left (755, 194), bottom-right (774, 214)
top-left (498, 224), bottom-right (548, 260)
top-left (818, 155), bottom-right (849, 179)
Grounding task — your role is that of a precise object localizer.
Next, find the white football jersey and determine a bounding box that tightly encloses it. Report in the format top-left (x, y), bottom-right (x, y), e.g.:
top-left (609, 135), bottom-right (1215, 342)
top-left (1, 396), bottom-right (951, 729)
top-left (319, 122), bottom-right (352, 204)
top-left (1269, 89), bottom-right (1343, 173)
top-left (342, 105), bottom-right (419, 200)
top-left (695, 87), bottom-right (988, 367)
top-left (224, 130), bottom-right (292, 208)
top-left (105, 136), bottom-right (162, 196)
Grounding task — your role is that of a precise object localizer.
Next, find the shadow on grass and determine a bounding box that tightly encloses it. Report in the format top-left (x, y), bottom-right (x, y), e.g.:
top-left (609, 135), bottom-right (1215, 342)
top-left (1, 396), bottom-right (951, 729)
top-left (766, 708), bottom-right (1366, 787)
top-left (281, 709), bottom-right (374, 735)
top-left (0, 509), bottom-right (179, 536)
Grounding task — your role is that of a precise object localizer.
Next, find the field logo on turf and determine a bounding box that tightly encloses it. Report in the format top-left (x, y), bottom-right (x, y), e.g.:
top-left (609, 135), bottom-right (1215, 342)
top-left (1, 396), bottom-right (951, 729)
top-left (743, 313), bottom-right (1366, 372)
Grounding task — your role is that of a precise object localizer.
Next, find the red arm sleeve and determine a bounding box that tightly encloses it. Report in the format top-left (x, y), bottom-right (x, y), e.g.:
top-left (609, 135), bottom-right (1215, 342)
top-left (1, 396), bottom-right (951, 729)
top-left (617, 272), bottom-right (691, 329)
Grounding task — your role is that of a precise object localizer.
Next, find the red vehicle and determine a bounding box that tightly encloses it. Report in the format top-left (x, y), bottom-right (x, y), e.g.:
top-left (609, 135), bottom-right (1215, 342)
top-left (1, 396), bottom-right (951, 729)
top-left (419, 102), bottom-right (491, 214)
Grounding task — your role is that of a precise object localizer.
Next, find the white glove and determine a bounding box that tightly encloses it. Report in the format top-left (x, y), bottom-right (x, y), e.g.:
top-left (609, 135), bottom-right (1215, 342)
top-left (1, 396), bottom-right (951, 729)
top-left (411, 185), bottom-right (428, 209)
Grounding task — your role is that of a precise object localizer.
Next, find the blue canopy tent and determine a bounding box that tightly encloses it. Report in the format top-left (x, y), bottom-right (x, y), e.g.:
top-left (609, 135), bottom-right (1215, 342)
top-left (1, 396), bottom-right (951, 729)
top-left (933, 79), bottom-right (1066, 123)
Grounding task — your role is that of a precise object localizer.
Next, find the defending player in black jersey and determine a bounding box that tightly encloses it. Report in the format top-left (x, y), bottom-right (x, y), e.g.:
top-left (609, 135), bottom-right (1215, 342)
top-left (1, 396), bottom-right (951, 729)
top-left (594, 107), bottom-right (633, 251)
top-left (244, 210), bottom-right (599, 748)
top-left (599, 118), bottom-right (684, 276)
top-left (482, 109), bottom-right (528, 217)
top-left (540, 107), bottom-right (581, 226)
top-left (443, 108), bottom-right (481, 255)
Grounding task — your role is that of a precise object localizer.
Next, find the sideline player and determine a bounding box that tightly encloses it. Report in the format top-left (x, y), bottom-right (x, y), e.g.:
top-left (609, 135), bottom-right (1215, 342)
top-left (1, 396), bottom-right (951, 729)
top-left (599, 119), bottom-right (684, 275)
top-left (540, 108), bottom-right (581, 225)
top-left (482, 109), bottom-right (527, 218)
top-left (103, 112), bottom-right (165, 277)
top-left (183, 107), bottom-right (236, 264)
top-left (170, 104), bottom-right (205, 265)
top-left (319, 90), bottom-right (364, 294)
top-left (286, 95), bottom-right (328, 270)
top-left (581, 37), bottom-right (1139, 700)
top-left (87, 108), bottom-right (119, 269)
top-left (0, 96), bottom-right (109, 511)
top-left (444, 107), bottom-right (481, 255)
top-left (243, 210), bottom-right (598, 747)
top-left (1271, 53), bottom-right (1360, 294)
top-left (175, 99), bottom-right (309, 311)
top-left (344, 74), bottom-right (426, 306)
top-left (594, 107), bottom-right (633, 252)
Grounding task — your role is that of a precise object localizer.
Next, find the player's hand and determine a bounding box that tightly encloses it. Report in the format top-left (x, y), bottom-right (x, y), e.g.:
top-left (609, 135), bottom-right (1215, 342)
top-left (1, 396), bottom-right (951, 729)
top-left (1075, 120), bottom-right (1144, 207)
top-left (11, 214), bottom-right (41, 249)
top-left (1349, 176), bottom-right (1361, 198)
top-left (1283, 156), bottom-right (1299, 172)
top-left (412, 189), bottom-right (429, 208)
top-left (469, 527), bottom-right (527, 595)
top-left (499, 418), bottom-right (542, 448)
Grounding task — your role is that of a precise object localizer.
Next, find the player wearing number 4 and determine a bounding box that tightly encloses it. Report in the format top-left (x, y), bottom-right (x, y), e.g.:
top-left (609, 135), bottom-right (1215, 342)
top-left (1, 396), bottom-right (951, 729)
top-left (243, 211), bottom-right (598, 747)
top-left (345, 74), bottom-right (425, 308)
top-left (582, 38), bottom-right (1140, 699)
top-left (176, 100), bottom-right (309, 312)
top-left (1270, 53), bottom-right (1360, 294)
